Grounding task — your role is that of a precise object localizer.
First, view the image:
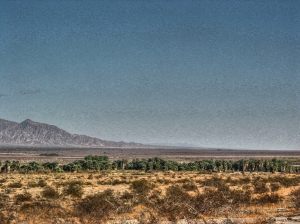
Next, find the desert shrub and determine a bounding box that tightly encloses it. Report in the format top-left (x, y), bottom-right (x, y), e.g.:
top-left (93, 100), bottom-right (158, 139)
top-left (182, 182), bottom-right (198, 191)
top-left (270, 183), bottom-right (281, 192)
top-left (165, 185), bottom-right (191, 203)
top-left (290, 188), bottom-right (300, 209)
top-left (230, 189), bottom-right (252, 205)
top-left (0, 211), bottom-right (8, 223)
top-left (200, 176), bottom-right (228, 190)
top-left (120, 190), bottom-right (134, 201)
top-left (38, 179), bottom-right (47, 187)
top-left (194, 188), bottom-right (228, 216)
top-left (193, 184), bottom-right (251, 215)
top-left (157, 185), bottom-right (194, 220)
top-left (0, 193), bottom-right (9, 210)
top-left (253, 193), bottom-right (282, 205)
top-left (269, 176), bottom-right (300, 187)
top-left (19, 201), bottom-right (67, 221)
top-left (28, 179), bottom-right (47, 188)
top-left (162, 178), bottom-right (171, 184)
top-left (175, 178), bottom-right (190, 184)
top-left (131, 179), bottom-right (153, 194)
top-left (120, 175), bottom-right (127, 180)
top-left (56, 180), bottom-right (83, 187)
top-left (15, 192), bottom-right (32, 203)
top-left (155, 178), bottom-right (170, 184)
top-left (242, 184), bottom-right (252, 191)
top-left (217, 182), bottom-right (230, 192)
top-left (253, 178), bottom-right (269, 194)
top-left (7, 182), bottom-right (22, 188)
top-left (112, 179), bottom-right (129, 185)
top-left (28, 181), bottom-right (38, 188)
top-left (76, 189), bottom-right (118, 221)
top-left (41, 186), bottom-right (60, 199)
top-left (0, 179), bottom-right (6, 184)
top-left (155, 179), bottom-right (164, 184)
top-left (228, 176), bottom-right (251, 186)
top-left (63, 181), bottom-right (83, 198)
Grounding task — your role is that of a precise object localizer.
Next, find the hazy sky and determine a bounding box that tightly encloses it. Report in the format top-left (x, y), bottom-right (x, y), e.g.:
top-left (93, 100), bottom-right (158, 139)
top-left (1, 0), bottom-right (299, 150)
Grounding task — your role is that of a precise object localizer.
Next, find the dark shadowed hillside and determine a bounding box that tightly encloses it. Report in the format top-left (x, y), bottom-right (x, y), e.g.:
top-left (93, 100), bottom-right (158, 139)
top-left (0, 118), bottom-right (142, 147)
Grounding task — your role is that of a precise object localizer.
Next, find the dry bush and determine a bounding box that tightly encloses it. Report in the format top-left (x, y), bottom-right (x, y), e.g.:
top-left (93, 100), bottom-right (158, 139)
top-left (253, 193), bottom-right (282, 205)
top-left (194, 186), bottom-right (252, 216)
top-left (0, 193), bottom-right (10, 210)
top-left (131, 179), bottom-right (153, 195)
top-left (0, 179), bottom-right (6, 184)
top-left (253, 177), bottom-right (269, 194)
top-left (230, 189), bottom-right (252, 206)
top-left (15, 192), bottom-right (32, 204)
top-left (290, 188), bottom-right (300, 209)
top-left (166, 185), bottom-right (191, 203)
top-left (63, 181), bottom-right (83, 198)
top-left (41, 186), bottom-right (60, 199)
top-left (194, 187), bottom-right (228, 216)
top-left (157, 185), bottom-right (195, 221)
top-left (56, 180), bottom-right (83, 187)
top-left (155, 178), bottom-right (171, 184)
top-left (227, 176), bottom-right (251, 186)
top-left (19, 201), bottom-right (68, 222)
top-left (120, 190), bottom-right (135, 201)
top-left (7, 182), bottom-right (23, 188)
top-left (76, 189), bottom-right (118, 222)
top-left (200, 176), bottom-right (228, 190)
top-left (112, 179), bottom-right (129, 185)
top-left (0, 211), bottom-right (8, 224)
top-left (175, 178), bottom-right (191, 183)
top-left (269, 176), bottom-right (300, 187)
top-left (182, 182), bottom-right (198, 191)
top-left (28, 179), bottom-right (47, 188)
top-left (270, 183), bottom-right (281, 192)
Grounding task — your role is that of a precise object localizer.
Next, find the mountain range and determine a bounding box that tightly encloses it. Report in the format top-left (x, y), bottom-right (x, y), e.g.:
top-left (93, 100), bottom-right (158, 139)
top-left (0, 118), bottom-right (143, 147)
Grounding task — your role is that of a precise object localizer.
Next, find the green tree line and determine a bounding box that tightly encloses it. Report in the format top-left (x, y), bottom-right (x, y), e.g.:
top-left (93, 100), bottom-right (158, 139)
top-left (0, 156), bottom-right (299, 173)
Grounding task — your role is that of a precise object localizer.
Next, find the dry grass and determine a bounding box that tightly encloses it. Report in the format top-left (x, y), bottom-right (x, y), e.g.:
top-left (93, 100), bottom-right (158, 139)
top-left (0, 171), bottom-right (299, 223)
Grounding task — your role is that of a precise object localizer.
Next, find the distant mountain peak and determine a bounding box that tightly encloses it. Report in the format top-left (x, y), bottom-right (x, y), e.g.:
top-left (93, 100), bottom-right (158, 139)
top-left (0, 118), bottom-right (142, 148)
top-left (23, 119), bottom-right (33, 123)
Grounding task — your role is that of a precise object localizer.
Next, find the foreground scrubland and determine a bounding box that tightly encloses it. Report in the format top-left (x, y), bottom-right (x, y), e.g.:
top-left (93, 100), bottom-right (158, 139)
top-left (0, 169), bottom-right (300, 224)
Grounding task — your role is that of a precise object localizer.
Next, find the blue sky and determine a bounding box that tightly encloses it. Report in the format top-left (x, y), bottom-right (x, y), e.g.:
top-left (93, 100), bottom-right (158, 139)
top-left (1, 0), bottom-right (299, 150)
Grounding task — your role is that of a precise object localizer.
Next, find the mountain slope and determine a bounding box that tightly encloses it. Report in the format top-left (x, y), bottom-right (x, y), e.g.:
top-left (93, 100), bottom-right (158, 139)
top-left (0, 118), bottom-right (142, 147)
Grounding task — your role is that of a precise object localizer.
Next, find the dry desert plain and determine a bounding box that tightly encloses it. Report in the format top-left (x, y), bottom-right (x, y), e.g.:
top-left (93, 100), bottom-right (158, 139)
top-left (1, 146), bottom-right (300, 164)
top-left (0, 147), bottom-right (300, 223)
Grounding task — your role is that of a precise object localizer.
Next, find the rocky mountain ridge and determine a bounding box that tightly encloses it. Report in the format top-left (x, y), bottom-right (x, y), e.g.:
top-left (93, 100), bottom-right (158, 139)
top-left (0, 118), bottom-right (142, 147)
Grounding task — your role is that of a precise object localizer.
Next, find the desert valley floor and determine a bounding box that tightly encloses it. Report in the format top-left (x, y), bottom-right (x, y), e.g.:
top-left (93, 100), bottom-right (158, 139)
top-left (1, 147), bottom-right (300, 165)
